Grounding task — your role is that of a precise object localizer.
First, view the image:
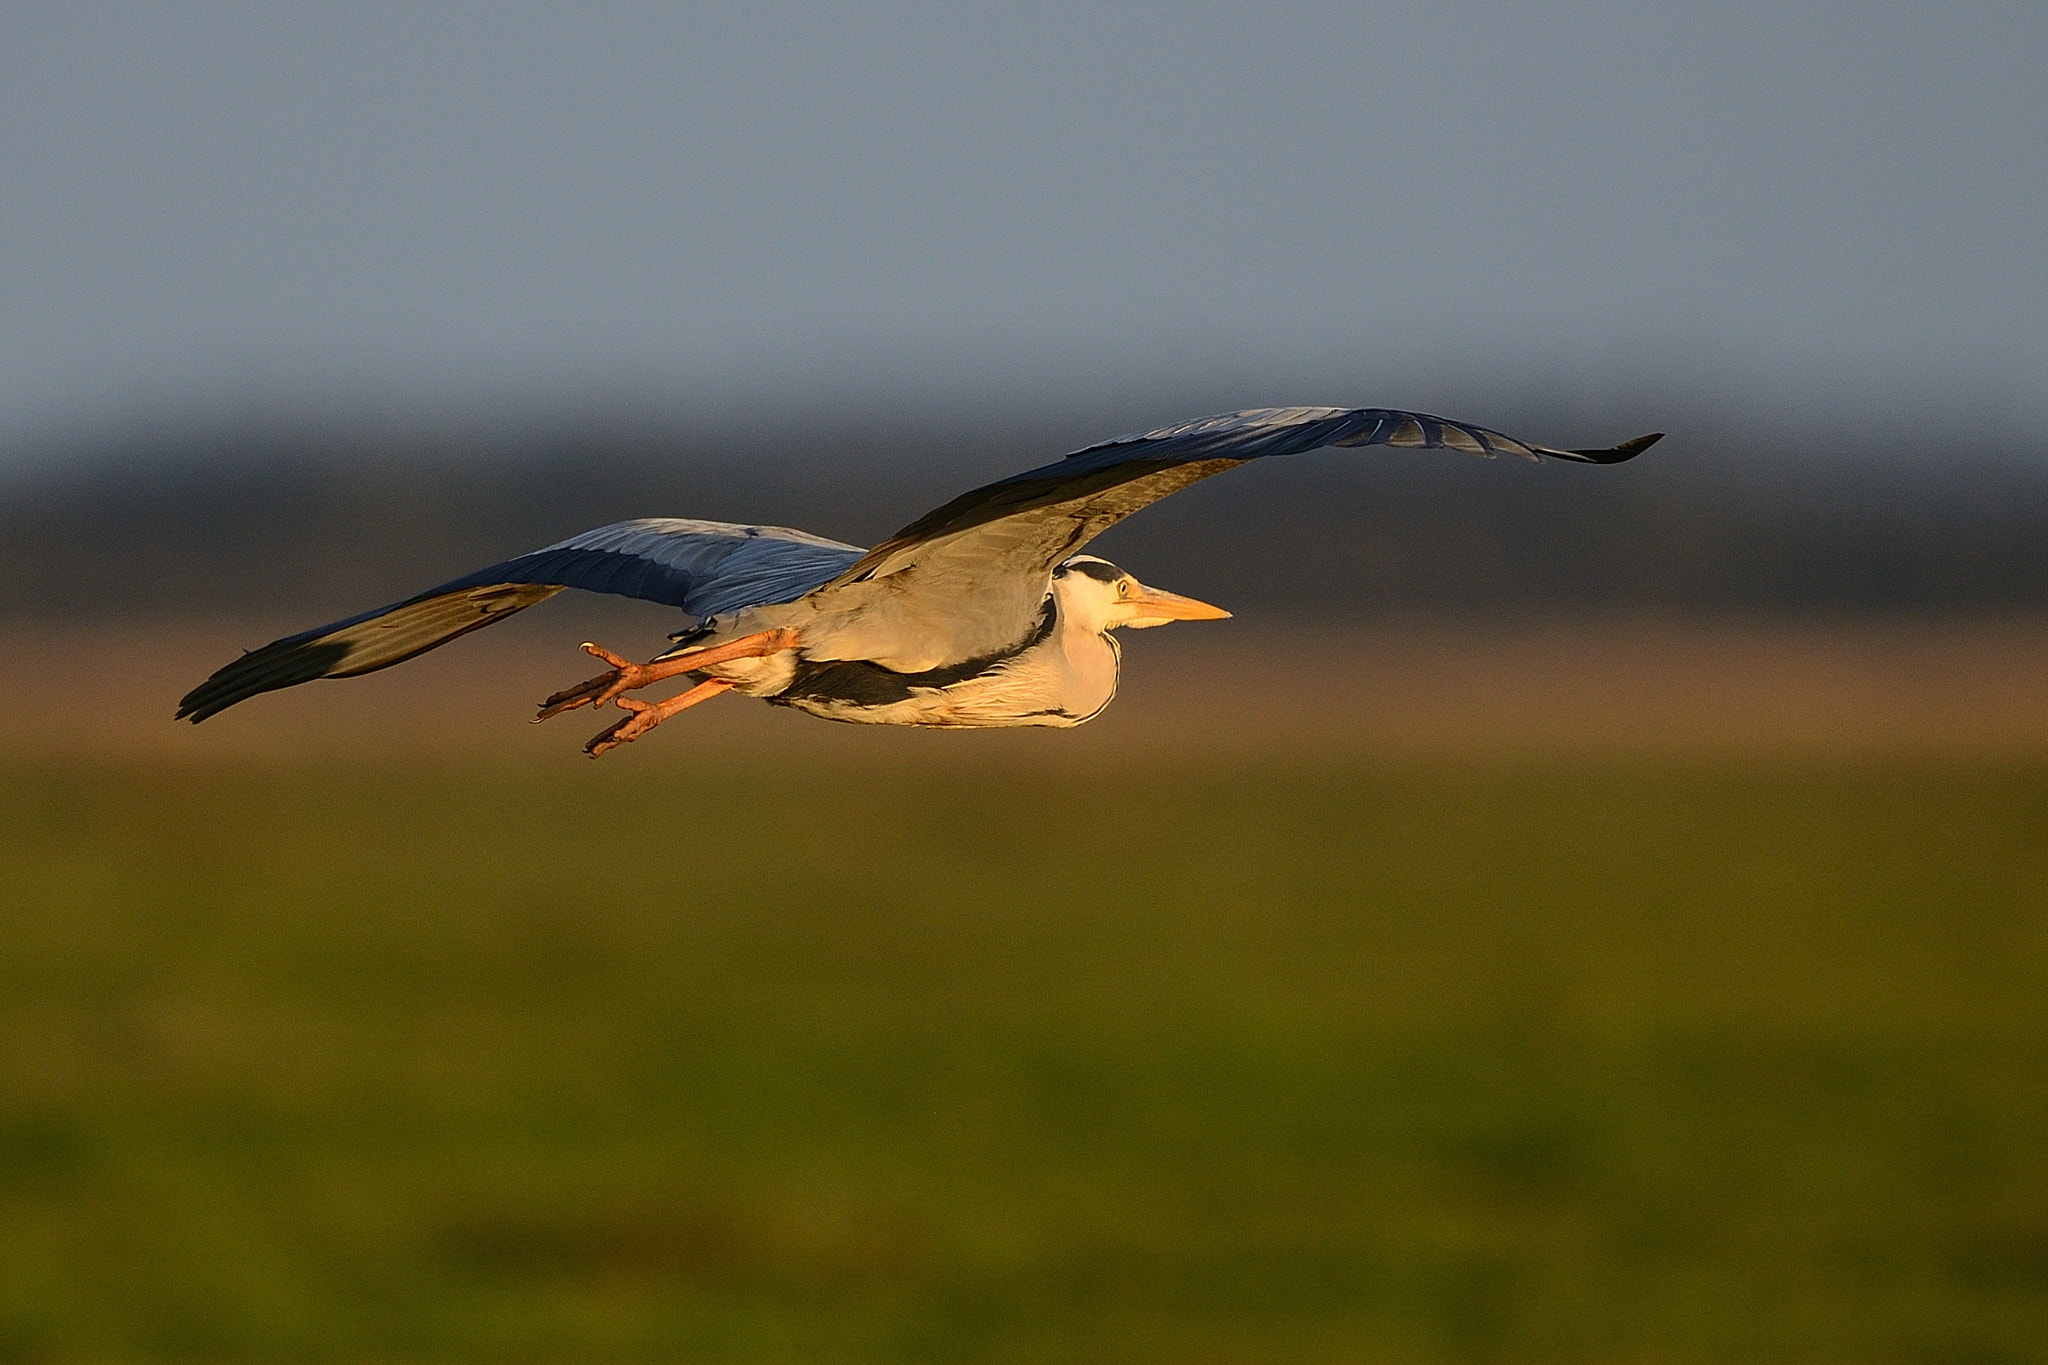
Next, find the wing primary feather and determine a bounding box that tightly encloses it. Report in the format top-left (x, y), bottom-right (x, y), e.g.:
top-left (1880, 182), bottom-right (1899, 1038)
top-left (1560, 431), bottom-right (1664, 464)
top-left (175, 583), bottom-right (564, 722)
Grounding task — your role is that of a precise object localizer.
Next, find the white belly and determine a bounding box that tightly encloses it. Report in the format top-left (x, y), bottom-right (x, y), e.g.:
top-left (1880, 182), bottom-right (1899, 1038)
top-left (770, 626), bottom-right (1121, 729)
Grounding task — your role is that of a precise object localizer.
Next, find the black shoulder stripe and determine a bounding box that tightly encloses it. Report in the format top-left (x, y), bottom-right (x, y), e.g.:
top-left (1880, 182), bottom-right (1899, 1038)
top-left (776, 597), bottom-right (1058, 709)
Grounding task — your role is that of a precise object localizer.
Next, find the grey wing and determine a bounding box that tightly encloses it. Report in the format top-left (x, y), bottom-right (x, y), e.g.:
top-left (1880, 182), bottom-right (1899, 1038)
top-left (813, 406), bottom-right (1659, 659)
top-left (177, 518), bottom-right (864, 721)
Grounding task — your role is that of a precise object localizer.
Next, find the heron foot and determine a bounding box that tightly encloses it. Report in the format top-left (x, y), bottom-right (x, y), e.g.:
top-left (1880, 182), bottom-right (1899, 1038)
top-left (534, 643), bottom-right (650, 721)
top-left (536, 629), bottom-right (801, 725)
top-left (584, 679), bottom-right (734, 758)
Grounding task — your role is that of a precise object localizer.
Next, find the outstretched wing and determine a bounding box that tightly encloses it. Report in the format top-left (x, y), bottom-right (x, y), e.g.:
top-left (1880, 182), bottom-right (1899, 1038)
top-left (177, 518), bottom-right (864, 722)
top-left (813, 407), bottom-right (1659, 662)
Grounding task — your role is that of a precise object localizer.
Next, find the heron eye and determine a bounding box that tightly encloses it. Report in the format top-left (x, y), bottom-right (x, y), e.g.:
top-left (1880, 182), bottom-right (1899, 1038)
top-left (1117, 580), bottom-right (1131, 597)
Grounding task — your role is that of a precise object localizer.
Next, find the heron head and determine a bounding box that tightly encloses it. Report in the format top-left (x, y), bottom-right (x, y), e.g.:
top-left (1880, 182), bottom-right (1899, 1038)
top-left (1052, 556), bottom-right (1231, 633)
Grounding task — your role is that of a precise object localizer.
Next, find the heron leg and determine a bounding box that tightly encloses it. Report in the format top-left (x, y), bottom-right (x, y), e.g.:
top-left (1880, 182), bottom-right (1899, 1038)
top-left (534, 628), bottom-right (798, 722)
top-left (583, 678), bottom-right (734, 758)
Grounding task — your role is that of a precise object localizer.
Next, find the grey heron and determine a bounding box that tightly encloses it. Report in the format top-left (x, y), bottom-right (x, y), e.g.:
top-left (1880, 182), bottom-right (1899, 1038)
top-left (178, 406), bottom-right (1659, 754)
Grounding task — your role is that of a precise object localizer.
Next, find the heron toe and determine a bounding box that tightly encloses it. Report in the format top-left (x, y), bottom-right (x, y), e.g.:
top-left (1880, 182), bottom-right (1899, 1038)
top-left (535, 642), bottom-right (650, 721)
top-left (581, 642), bottom-right (635, 669)
top-left (535, 668), bottom-right (629, 721)
top-left (583, 699), bottom-right (657, 757)
top-left (580, 678), bottom-right (737, 757)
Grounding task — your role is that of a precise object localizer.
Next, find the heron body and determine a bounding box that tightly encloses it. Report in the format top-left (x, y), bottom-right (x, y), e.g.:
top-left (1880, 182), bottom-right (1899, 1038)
top-left (699, 556), bottom-right (1218, 728)
top-left (177, 406), bottom-right (1660, 754)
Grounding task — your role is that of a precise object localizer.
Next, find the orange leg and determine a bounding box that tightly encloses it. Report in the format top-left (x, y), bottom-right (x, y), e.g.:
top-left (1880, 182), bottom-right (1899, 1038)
top-left (583, 678), bottom-right (736, 758)
top-left (534, 628), bottom-right (799, 722)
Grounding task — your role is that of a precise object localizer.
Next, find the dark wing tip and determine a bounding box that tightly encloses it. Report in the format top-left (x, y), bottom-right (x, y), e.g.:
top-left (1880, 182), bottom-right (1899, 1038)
top-left (176, 638), bottom-right (354, 723)
top-left (174, 686), bottom-right (231, 723)
top-left (1566, 431), bottom-right (1663, 464)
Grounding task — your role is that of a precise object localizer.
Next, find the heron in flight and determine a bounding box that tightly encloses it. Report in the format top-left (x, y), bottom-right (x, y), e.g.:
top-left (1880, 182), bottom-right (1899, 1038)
top-left (178, 406), bottom-right (1658, 755)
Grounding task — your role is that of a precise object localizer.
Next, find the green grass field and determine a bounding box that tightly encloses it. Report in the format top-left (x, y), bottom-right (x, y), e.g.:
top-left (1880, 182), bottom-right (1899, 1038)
top-left (2, 755), bottom-right (2045, 1362)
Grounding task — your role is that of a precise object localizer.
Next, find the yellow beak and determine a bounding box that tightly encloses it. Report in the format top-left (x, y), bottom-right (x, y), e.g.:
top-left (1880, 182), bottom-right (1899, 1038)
top-left (1127, 585), bottom-right (1232, 621)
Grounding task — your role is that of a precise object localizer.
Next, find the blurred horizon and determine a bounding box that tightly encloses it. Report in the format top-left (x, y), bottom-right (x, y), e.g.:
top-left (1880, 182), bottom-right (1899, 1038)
top-left (7, 387), bottom-right (2048, 624)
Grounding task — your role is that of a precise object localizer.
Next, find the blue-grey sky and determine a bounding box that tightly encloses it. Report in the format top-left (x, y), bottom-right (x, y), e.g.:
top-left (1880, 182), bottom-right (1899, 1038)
top-left (4, 2), bottom-right (2044, 454)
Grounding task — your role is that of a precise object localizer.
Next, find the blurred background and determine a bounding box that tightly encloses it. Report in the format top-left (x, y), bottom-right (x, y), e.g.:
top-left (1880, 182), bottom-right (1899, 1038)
top-left (3, 4), bottom-right (2046, 1360)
